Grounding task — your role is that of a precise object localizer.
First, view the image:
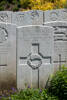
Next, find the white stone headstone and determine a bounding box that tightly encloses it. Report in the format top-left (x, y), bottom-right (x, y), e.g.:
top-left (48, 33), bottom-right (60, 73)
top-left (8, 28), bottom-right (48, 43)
top-left (0, 23), bottom-right (16, 89)
top-left (12, 10), bottom-right (43, 26)
top-left (44, 9), bottom-right (67, 23)
top-left (17, 25), bottom-right (54, 89)
top-left (44, 21), bottom-right (67, 70)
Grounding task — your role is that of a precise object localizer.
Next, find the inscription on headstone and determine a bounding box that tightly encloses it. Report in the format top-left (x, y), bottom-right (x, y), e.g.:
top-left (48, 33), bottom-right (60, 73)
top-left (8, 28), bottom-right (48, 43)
top-left (0, 27), bottom-right (8, 43)
top-left (12, 10), bottom-right (43, 26)
top-left (44, 21), bottom-right (67, 69)
top-left (17, 25), bottom-right (54, 89)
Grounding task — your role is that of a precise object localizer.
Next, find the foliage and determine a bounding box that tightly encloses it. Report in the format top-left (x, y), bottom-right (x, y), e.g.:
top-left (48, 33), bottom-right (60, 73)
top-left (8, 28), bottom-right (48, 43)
top-left (20, 0), bottom-right (31, 9)
top-left (13, 6), bottom-right (19, 11)
top-left (0, 0), bottom-right (67, 11)
top-left (1, 88), bottom-right (58, 100)
top-left (0, 0), bottom-right (20, 11)
top-left (48, 67), bottom-right (67, 100)
top-left (0, 67), bottom-right (67, 100)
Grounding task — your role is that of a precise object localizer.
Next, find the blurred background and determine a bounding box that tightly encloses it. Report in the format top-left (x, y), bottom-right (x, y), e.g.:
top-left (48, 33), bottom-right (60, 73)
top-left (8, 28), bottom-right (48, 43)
top-left (0, 0), bottom-right (67, 11)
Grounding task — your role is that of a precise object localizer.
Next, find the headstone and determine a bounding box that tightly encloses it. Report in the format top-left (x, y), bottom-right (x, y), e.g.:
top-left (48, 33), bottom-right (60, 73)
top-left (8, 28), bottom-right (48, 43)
top-left (17, 25), bottom-right (54, 89)
top-left (12, 10), bottom-right (43, 26)
top-left (0, 11), bottom-right (12, 23)
top-left (0, 23), bottom-right (16, 89)
top-left (44, 9), bottom-right (67, 23)
top-left (44, 21), bottom-right (67, 70)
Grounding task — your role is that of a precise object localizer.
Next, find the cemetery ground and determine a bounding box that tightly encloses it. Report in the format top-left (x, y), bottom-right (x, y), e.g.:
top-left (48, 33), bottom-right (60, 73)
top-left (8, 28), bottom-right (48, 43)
top-left (0, 66), bottom-right (67, 100)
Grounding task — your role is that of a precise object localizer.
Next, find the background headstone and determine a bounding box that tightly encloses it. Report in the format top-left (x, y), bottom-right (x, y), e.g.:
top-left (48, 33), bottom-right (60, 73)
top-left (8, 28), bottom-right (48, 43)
top-left (17, 25), bottom-right (54, 89)
top-left (44, 9), bottom-right (67, 23)
top-left (0, 23), bottom-right (16, 89)
top-left (44, 21), bottom-right (67, 71)
top-left (12, 10), bottom-right (43, 26)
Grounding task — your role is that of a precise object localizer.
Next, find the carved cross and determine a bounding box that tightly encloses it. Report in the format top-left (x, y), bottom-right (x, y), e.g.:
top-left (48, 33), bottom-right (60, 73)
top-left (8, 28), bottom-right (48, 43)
top-left (20, 43), bottom-right (52, 88)
top-left (54, 54), bottom-right (66, 70)
top-left (20, 43), bottom-right (51, 69)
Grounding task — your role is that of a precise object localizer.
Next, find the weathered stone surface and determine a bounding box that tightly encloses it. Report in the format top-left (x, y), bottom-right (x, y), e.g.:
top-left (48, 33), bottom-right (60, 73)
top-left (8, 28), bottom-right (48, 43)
top-left (0, 23), bottom-right (16, 89)
top-left (44, 21), bottom-right (67, 70)
top-left (0, 11), bottom-right (12, 23)
top-left (0, 10), bottom-right (67, 90)
top-left (12, 10), bottom-right (43, 26)
top-left (44, 9), bottom-right (67, 22)
top-left (17, 25), bottom-right (54, 89)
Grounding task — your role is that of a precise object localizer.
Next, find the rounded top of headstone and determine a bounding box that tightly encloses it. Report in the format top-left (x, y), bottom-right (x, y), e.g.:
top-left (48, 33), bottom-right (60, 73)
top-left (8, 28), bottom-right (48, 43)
top-left (44, 21), bottom-right (67, 27)
top-left (44, 9), bottom-right (67, 23)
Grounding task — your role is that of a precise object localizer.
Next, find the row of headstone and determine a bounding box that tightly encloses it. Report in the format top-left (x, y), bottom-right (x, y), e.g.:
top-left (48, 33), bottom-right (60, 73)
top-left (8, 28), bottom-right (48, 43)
top-left (0, 9), bottom-right (67, 89)
top-left (0, 9), bottom-right (67, 25)
top-left (0, 23), bottom-right (54, 89)
top-left (0, 10), bottom-right (43, 26)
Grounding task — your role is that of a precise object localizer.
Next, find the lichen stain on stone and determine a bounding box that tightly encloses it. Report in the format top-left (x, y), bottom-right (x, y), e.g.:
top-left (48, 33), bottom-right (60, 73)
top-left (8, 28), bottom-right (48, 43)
top-left (0, 78), bottom-right (16, 90)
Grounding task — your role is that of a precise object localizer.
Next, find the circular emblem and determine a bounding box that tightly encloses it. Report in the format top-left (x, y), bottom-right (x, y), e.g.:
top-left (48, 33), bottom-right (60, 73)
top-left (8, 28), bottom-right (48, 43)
top-left (27, 54), bottom-right (42, 69)
top-left (50, 12), bottom-right (58, 21)
top-left (31, 11), bottom-right (39, 20)
top-left (0, 13), bottom-right (8, 22)
top-left (0, 28), bottom-right (8, 43)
